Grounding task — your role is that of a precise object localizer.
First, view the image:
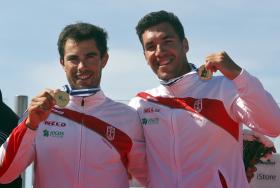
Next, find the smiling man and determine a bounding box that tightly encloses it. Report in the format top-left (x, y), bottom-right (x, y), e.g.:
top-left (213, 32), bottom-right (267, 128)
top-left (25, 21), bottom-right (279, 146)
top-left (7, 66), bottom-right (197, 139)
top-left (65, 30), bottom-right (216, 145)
top-left (129, 10), bottom-right (280, 188)
top-left (0, 22), bottom-right (147, 188)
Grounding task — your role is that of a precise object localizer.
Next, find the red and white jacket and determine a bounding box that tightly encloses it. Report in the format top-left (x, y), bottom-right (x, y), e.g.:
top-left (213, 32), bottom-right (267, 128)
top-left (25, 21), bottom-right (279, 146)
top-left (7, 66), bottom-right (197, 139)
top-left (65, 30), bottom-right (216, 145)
top-left (129, 69), bottom-right (280, 188)
top-left (0, 90), bottom-right (147, 188)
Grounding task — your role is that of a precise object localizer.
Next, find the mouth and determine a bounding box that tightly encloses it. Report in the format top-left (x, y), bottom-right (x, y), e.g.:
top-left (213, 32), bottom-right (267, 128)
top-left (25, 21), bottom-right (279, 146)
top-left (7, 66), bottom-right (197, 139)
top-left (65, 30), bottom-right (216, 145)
top-left (76, 73), bottom-right (92, 81)
top-left (158, 58), bottom-right (172, 67)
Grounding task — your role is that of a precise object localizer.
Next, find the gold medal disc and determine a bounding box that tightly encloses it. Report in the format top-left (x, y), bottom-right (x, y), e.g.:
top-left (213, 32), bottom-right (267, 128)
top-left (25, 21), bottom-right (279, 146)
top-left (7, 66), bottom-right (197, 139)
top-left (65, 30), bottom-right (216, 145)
top-left (54, 91), bottom-right (70, 107)
top-left (198, 65), bottom-right (213, 80)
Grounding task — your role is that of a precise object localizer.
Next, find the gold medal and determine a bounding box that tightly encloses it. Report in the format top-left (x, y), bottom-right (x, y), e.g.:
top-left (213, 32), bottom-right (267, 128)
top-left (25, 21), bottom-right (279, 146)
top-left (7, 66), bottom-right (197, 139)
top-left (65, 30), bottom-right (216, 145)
top-left (54, 91), bottom-right (69, 107)
top-left (198, 65), bottom-right (212, 80)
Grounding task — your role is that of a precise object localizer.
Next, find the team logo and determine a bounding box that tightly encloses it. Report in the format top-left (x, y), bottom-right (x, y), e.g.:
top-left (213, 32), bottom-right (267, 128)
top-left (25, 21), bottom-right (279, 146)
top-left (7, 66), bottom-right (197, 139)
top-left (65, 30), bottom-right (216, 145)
top-left (194, 99), bottom-right (203, 112)
top-left (106, 126), bottom-right (115, 141)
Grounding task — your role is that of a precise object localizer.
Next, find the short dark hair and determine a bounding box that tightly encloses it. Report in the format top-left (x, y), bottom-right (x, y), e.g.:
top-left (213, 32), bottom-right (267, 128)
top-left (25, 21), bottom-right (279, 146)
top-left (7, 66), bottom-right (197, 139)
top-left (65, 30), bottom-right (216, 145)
top-left (57, 22), bottom-right (108, 59)
top-left (136, 10), bottom-right (185, 45)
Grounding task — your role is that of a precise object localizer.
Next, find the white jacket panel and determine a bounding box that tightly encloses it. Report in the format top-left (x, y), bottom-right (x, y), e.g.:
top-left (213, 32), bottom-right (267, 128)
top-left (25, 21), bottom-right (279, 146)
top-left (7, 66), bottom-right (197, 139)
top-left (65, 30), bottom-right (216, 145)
top-left (0, 90), bottom-right (147, 188)
top-left (129, 69), bottom-right (280, 188)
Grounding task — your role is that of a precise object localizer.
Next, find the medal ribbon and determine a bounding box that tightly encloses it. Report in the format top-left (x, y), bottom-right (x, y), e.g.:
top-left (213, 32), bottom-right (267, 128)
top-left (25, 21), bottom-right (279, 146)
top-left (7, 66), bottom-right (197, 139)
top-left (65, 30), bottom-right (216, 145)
top-left (63, 85), bottom-right (100, 97)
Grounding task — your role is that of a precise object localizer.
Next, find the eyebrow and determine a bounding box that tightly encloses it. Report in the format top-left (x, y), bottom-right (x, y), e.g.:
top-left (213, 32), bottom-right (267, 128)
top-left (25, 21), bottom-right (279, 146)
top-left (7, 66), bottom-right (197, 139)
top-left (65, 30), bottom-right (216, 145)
top-left (65, 54), bottom-right (78, 59)
top-left (86, 52), bottom-right (98, 56)
top-left (162, 34), bottom-right (175, 40)
top-left (144, 34), bottom-right (174, 46)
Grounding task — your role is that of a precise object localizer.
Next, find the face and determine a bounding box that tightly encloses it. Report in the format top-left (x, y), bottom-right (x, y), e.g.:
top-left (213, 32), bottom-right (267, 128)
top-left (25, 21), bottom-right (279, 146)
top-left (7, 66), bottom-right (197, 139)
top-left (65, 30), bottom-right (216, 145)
top-left (60, 39), bottom-right (108, 89)
top-left (142, 22), bottom-right (190, 81)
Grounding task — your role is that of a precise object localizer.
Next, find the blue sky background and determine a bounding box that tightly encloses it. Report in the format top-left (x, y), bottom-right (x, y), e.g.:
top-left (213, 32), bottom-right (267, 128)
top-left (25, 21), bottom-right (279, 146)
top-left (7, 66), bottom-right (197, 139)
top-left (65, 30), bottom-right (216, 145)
top-left (1, 1), bottom-right (280, 143)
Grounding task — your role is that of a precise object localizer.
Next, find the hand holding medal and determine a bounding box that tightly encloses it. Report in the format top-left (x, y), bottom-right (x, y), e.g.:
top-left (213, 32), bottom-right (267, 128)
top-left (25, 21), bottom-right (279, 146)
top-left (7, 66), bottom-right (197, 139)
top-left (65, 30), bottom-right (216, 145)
top-left (26, 89), bottom-right (69, 130)
top-left (202, 51), bottom-right (242, 80)
top-left (25, 86), bottom-right (98, 130)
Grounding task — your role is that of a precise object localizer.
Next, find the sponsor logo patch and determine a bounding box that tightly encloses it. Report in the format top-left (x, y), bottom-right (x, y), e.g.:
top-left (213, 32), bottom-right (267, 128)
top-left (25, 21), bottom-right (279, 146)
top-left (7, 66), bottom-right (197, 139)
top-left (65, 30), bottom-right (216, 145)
top-left (43, 129), bottom-right (64, 138)
top-left (143, 107), bottom-right (160, 113)
top-left (141, 118), bottom-right (159, 125)
top-left (44, 120), bottom-right (66, 127)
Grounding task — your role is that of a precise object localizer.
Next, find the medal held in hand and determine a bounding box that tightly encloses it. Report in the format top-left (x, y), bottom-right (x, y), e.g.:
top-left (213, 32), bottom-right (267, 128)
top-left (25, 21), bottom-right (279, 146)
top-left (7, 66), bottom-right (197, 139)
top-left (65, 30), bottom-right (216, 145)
top-left (198, 65), bottom-right (213, 80)
top-left (54, 91), bottom-right (70, 107)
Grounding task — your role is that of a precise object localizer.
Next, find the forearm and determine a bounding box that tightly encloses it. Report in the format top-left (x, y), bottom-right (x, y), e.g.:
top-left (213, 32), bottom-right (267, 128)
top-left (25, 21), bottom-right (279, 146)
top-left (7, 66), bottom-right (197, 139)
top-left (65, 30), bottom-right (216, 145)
top-left (232, 69), bottom-right (280, 136)
top-left (128, 141), bottom-right (148, 187)
top-left (127, 120), bottom-right (148, 186)
top-left (0, 119), bottom-right (36, 183)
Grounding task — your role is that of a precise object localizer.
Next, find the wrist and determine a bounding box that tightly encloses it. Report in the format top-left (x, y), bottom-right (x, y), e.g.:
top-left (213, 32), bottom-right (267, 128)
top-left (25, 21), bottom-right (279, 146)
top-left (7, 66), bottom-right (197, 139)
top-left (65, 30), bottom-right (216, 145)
top-left (25, 118), bottom-right (38, 130)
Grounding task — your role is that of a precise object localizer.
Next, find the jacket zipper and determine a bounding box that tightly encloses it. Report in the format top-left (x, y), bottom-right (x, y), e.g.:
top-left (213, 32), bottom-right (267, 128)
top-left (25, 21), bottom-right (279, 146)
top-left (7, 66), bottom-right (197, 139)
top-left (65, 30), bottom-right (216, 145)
top-left (77, 97), bottom-right (85, 186)
top-left (171, 113), bottom-right (179, 187)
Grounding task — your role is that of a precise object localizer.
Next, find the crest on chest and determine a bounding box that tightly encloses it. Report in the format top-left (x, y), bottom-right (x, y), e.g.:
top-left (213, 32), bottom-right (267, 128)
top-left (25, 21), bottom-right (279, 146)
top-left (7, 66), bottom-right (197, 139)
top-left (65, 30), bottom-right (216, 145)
top-left (194, 99), bottom-right (203, 112)
top-left (106, 126), bottom-right (116, 141)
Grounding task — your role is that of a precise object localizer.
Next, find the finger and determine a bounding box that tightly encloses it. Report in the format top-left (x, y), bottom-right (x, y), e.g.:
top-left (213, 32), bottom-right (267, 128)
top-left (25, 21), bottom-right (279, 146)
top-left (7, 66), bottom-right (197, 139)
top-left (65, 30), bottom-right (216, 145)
top-left (28, 102), bottom-right (43, 114)
top-left (29, 100), bottom-right (47, 112)
top-left (205, 51), bottom-right (227, 63)
top-left (39, 89), bottom-right (56, 106)
top-left (38, 101), bottom-right (50, 111)
top-left (204, 60), bottom-right (218, 73)
top-left (45, 88), bottom-right (57, 98)
top-left (45, 92), bottom-right (56, 106)
top-left (30, 96), bottom-right (54, 111)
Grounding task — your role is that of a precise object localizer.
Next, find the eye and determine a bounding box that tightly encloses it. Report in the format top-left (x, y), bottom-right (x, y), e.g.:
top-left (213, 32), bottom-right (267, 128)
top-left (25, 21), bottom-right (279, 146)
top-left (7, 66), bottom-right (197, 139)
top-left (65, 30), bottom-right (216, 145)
top-left (145, 44), bottom-right (156, 52)
top-left (86, 53), bottom-right (97, 59)
top-left (164, 39), bottom-right (174, 45)
top-left (66, 55), bottom-right (79, 64)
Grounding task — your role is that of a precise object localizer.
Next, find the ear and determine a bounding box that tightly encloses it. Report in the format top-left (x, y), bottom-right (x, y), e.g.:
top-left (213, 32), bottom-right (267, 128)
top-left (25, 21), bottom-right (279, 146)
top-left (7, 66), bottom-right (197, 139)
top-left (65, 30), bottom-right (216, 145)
top-left (143, 51), bottom-right (150, 66)
top-left (60, 59), bottom-right (65, 69)
top-left (101, 53), bottom-right (109, 68)
top-left (183, 38), bottom-right (189, 53)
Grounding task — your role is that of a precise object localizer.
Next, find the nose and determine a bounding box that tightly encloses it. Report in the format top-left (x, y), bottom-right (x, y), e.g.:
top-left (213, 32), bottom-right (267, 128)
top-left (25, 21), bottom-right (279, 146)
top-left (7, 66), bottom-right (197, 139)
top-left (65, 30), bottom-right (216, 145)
top-left (77, 59), bottom-right (88, 70)
top-left (155, 44), bottom-right (165, 57)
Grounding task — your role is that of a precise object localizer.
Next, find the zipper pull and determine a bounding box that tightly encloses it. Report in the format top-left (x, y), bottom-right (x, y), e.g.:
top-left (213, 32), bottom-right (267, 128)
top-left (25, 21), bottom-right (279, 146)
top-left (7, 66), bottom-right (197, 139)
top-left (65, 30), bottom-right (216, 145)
top-left (81, 97), bottom-right (85, 106)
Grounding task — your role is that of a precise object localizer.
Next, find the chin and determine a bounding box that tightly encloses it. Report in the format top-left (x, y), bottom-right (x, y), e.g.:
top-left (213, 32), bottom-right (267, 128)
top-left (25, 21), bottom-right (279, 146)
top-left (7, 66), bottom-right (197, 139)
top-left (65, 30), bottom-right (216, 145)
top-left (79, 86), bottom-right (94, 89)
top-left (75, 81), bottom-right (96, 89)
top-left (72, 85), bottom-right (90, 90)
top-left (158, 73), bottom-right (171, 81)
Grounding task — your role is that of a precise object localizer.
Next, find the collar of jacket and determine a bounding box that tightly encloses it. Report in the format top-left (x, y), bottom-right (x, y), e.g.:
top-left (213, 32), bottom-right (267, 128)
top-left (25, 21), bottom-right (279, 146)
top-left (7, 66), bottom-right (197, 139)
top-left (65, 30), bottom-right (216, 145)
top-left (159, 70), bottom-right (200, 97)
top-left (67, 90), bottom-right (107, 109)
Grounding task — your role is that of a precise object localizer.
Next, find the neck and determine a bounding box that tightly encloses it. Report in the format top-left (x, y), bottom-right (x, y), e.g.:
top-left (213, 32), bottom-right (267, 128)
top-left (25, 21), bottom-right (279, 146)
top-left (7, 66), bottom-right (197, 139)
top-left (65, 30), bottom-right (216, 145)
top-left (184, 60), bottom-right (192, 72)
top-left (160, 63), bottom-right (196, 86)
